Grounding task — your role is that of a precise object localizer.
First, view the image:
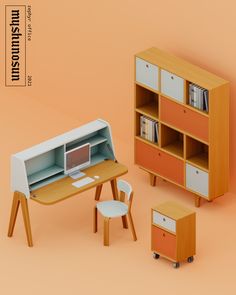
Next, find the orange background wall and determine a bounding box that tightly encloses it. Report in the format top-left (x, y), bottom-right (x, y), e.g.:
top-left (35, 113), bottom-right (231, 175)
top-left (1, 0), bottom-right (235, 191)
top-left (1, 1), bottom-right (236, 294)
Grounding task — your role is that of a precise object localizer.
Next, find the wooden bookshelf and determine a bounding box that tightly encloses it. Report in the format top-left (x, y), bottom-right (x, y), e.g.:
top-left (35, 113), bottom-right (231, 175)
top-left (134, 47), bottom-right (229, 207)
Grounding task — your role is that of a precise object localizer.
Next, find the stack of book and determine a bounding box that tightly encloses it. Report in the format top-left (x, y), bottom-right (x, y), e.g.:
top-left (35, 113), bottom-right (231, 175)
top-left (140, 115), bottom-right (159, 143)
top-left (189, 83), bottom-right (209, 112)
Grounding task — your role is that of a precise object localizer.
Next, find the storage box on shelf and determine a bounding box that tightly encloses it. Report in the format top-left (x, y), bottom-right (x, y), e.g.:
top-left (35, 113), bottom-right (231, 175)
top-left (134, 47), bottom-right (229, 207)
top-left (151, 202), bottom-right (196, 268)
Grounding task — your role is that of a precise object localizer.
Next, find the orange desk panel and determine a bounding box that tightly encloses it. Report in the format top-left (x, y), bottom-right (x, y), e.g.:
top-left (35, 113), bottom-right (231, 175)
top-left (160, 96), bottom-right (209, 142)
top-left (135, 139), bottom-right (184, 185)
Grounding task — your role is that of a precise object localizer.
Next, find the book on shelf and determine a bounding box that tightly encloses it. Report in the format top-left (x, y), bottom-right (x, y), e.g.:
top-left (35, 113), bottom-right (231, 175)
top-left (140, 115), bottom-right (158, 143)
top-left (189, 83), bottom-right (208, 112)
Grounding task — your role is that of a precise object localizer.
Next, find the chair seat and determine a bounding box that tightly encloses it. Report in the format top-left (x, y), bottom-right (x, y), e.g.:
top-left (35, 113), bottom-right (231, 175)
top-left (96, 200), bottom-right (128, 218)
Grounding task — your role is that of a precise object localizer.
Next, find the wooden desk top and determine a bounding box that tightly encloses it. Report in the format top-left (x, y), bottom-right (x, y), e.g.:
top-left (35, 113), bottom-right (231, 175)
top-left (30, 160), bottom-right (128, 205)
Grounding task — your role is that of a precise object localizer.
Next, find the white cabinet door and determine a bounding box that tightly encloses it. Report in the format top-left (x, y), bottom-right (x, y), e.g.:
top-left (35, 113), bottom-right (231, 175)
top-left (186, 163), bottom-right (209, 198)
top-left (161, 69), bottom-right (184, 102)
top-left (153, 211), bottom-right (176, 233)
top-left (135, 57), bottom-right (159, 90)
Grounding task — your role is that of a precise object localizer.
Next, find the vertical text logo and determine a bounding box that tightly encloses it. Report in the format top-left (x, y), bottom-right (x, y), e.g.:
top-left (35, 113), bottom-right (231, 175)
top-left (5, 6), bottom-right (26, 86)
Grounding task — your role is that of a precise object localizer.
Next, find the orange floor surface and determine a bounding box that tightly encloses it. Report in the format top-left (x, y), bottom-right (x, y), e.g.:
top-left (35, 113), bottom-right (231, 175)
top-left (1, 97), bottom-right (236, 295)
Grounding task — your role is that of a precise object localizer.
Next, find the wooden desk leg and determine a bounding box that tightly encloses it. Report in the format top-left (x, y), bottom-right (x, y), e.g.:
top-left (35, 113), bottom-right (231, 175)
top-left (95, 184), bottom-right (103, 201)
top-left (8, 192), bottom-right (20, 238)
top-left (8, 192), bottom-right (33, 247)
top-left (19, 194), bottom-right (33, 247)
top-left (110, 179), bottom-right (119, 200)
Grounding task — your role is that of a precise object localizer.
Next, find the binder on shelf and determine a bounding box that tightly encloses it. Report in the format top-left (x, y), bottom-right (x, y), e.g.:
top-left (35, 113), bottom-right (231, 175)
top-left (203, 90), bottom-right (209, 112)
top-left (189, 83), bottom-right (209, 112)
top-left (140, 115), bottom-right (158, 143)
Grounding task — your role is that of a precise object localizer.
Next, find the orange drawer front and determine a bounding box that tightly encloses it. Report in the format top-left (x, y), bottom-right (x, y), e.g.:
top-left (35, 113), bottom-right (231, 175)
top-left (152, 225), bottom-right (176, 260)
top-left (160, 96), bottom-right (209, 142)
top-left (135, 139), bottom-right (184, 185)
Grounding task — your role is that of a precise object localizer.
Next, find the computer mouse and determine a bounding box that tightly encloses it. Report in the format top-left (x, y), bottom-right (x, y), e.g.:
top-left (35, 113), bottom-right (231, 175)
top-left (94, 175), bottom-right (100, 179)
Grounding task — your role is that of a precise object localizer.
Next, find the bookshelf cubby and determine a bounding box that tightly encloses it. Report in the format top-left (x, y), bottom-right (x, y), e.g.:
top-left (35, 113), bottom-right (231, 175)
top-left (134, 47), bottom-right (229, 207)
top-left (186, 136), bottom-right (209, 170)
top-left (161, 124), bottom-right (183, 158)
top-left (135, 85), bottom-right (159, 120)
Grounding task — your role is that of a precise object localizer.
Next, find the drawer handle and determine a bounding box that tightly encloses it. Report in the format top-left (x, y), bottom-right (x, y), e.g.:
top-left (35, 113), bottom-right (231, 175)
top-left (146, 64), bottom-right (149, 68)
top-left (158, 152), bottom-right (161, 156)
top-left (163, 218), bottom-right (166, 222)
top-left (183, 109), bottom-right (186, 113)
top-left (171, 76), bottom-right (174, 80)
top-left (163, 233), bottom-right (165, 237)
top-left (196, 170), bottom-right (199, 174)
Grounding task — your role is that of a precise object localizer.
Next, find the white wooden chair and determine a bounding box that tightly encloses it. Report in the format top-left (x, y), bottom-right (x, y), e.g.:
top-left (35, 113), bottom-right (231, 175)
top-left (93, 180), bottom-right (137, 246)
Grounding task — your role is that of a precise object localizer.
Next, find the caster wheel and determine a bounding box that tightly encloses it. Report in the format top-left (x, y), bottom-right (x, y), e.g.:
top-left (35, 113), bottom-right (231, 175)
top-left (173, 262), bottom-right (180, 268)
top-left (153, 253), bottom-right (160, 259)
top-left (187, 256), bottom-right (194, 263)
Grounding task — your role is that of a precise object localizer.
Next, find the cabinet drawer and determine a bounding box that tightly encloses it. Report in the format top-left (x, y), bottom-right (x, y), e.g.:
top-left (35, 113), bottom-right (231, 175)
top-left (160, 96), bottom-right (209, 142)
top-left (161, 69), bottom-right (184, 102)
top-left (153, 211), bottom-right (176, 233)
top-left (135, 139), bottom-right (184, 185)
top-left (135, 57), bottom-right (159, 91)
top-left (186, 163), bottom-right (209, 198)
top-left (152, 225), bottom-right (176, 260)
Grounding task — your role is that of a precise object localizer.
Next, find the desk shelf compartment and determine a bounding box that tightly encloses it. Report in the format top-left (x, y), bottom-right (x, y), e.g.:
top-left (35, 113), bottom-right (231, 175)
top-left (66, 132), bottom-right (107, 152)
top-left (25, 145), bottom-right (64, 190)
top-left (90, 141), bottom-right (115, 166)
top-left (160, 124), bottom-right (184, 158)
top-left (30, 173), bottom-right (65, 191)
top-left (28, 165), bottom-right (64, 186)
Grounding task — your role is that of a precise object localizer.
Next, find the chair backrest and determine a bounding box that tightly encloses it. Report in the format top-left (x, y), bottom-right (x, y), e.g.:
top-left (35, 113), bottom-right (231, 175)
top-left (117, 180), bottom-right (133, 200)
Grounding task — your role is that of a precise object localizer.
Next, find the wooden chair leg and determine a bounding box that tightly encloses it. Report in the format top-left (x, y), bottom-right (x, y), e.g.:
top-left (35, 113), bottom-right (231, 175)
top-left (8, 192), bottom-right (20, 237)
top-left (104, 217), bottom-right (110, 246)
top-left (150, 173), bottom-right (156, 186)
top-left (122, 216), bottom-right (128, 229)
top-left (110, 179), bottom-right (119, 200)
top-left (127, 212), bottom-right (137, 241)
top-left (95, 184), bottom-right (103, 201)
top-left (93, 207), bottom-right (98, 233)
top-left (195, 196), bottom-right (201, 207)
top-left (19, 194), bottom-right (33, 247)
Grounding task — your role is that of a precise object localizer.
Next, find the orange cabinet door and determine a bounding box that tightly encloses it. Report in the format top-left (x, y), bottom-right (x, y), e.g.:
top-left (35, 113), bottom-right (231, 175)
top-left (160, 96), bottom-right (209, 142)
top-left (152, 225), bottom-right (176, 260)
top-left (135, 139), bottom-right (184, 185)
